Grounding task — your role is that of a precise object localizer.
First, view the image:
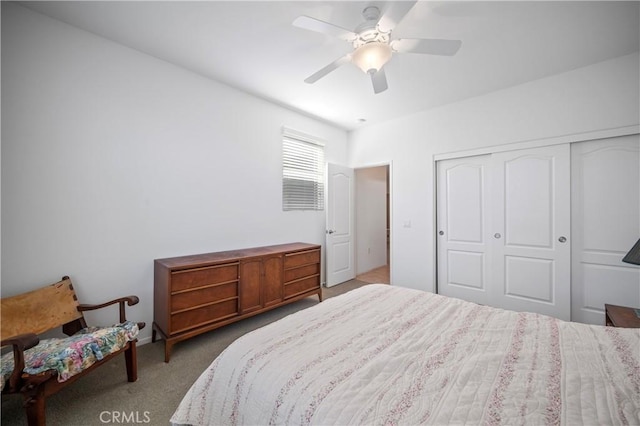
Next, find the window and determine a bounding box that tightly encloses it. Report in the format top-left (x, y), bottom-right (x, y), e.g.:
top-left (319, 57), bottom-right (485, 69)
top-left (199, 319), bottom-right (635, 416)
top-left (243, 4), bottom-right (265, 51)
top-left (282, 127), bottom-right (325, 211)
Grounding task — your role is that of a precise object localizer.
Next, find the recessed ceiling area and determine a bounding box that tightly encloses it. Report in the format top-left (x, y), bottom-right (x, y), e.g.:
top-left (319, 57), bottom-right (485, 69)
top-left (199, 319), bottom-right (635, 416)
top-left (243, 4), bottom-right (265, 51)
top-left (19, 1), bottom-right (640, 131)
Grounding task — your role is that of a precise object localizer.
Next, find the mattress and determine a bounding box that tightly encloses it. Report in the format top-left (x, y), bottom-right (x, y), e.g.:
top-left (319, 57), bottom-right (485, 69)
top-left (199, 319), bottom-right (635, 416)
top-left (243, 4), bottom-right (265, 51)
top-left (171, 284), bottom-right (640, 425)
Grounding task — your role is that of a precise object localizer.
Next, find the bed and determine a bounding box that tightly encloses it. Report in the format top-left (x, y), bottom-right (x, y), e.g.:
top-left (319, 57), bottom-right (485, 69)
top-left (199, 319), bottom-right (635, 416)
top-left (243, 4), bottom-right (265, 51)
top-left (171, 284), bottom-right (639, 425)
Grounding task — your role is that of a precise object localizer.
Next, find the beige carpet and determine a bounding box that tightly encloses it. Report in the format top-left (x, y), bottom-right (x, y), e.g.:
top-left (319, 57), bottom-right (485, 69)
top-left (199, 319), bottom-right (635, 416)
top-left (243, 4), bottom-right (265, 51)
top-left (1, 280), bottom-right (371, 425)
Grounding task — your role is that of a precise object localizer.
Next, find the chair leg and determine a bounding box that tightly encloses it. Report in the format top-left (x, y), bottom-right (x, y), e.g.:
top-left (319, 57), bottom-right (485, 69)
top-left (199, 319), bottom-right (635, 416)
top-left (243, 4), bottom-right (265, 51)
top-left (23, 386), bottom-right (46, 426)
top-left (124, 341), bottom-right (138, 382)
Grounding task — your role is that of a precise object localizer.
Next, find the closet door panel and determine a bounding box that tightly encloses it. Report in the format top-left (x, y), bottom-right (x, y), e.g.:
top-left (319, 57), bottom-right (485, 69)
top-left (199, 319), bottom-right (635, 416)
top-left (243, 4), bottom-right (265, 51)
top-left (504, 256), bottom-right (554, 302)
top-left (582, 143), bottom-right (639, 252)
top-left (448, 251), bottom-right (484, 290)
top-left (582, 264), bottom-right (639, 309)
top-left (503, 156), bottom-right (553, 248)
top-left (571, 135), bottom-right (640, 324)
top-left (437, 155), bottom-right (491, 304)
top-left (447, 164), bottom-right (485, 243)
top-left (492, 144), bottom-right (571, 320)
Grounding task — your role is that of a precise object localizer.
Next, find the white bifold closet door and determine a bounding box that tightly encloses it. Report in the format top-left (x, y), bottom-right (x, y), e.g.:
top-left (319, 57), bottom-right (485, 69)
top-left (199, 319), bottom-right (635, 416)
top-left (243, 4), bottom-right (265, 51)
top-left (571, 135), bottom-right (640, 324)
top-left (437, 144), bottom-right (571, 320)
top-left (436, 154), bottom-right (492, 306)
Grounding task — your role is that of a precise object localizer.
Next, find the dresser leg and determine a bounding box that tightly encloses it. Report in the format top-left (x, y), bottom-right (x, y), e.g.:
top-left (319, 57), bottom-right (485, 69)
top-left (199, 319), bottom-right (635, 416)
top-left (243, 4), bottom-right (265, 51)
top-left (164, 340), bottom-right (173, 363)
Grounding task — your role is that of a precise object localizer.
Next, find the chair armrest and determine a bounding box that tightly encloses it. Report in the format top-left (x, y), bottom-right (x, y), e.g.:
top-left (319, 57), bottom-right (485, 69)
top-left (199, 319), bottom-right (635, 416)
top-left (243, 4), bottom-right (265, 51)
top-left (0, 333), bottom-right (39, 392)
top-left (78, 296), bottom-right (140, 323)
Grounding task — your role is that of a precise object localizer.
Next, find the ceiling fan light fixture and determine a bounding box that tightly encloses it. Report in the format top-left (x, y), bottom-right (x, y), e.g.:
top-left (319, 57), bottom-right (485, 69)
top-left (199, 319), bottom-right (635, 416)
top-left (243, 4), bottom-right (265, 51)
top-left (351, 42), bottom-right (392, 74)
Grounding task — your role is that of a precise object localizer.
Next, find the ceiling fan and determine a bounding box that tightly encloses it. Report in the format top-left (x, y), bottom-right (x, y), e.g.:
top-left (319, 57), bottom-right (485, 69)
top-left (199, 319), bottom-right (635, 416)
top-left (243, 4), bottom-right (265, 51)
top-left (293, 1), bottom-right (462, 94)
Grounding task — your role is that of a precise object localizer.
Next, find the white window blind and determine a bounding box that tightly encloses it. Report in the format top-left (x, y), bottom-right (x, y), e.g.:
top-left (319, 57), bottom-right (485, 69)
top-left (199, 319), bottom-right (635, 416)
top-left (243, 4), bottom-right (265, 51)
top-left (282, 127), bottom-right (325, 211)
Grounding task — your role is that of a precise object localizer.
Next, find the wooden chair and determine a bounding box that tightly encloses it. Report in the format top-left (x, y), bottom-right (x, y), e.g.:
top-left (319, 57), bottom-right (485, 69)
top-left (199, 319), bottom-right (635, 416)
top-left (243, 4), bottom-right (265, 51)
top-left (0, 276), bottom-right (145, 426)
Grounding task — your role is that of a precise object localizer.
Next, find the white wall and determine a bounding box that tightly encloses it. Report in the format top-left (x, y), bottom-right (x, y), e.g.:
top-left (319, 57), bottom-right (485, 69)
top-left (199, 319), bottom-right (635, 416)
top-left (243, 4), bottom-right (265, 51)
top-left (355, 166), bottom-right (387, 274)
top-left (348, 52), bottom-right (640, 292)
top-left (1, 3), bottom-right (348, 341)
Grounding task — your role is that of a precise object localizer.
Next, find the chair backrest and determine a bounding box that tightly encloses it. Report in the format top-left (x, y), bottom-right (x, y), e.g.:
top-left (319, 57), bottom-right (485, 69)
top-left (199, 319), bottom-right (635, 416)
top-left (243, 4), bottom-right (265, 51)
top-left (1, 277), bottom-right (84, 339)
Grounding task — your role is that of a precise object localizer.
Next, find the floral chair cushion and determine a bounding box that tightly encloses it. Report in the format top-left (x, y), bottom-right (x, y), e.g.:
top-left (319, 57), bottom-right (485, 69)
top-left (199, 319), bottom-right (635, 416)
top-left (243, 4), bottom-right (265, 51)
top-left (1, 321), bottom-right (139, 389)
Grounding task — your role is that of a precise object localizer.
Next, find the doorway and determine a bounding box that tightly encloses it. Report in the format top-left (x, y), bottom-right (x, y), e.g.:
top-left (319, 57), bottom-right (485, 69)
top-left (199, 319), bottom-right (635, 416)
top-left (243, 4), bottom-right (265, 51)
top-left (354, 165), bottom-right (390, 284)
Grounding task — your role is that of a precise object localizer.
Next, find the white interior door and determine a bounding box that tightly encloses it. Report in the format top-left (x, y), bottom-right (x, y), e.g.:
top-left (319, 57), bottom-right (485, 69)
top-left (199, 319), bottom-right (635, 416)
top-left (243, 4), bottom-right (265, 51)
top-left (437, 155), bottom-right (492, 305)
top-left (491, 144), bottom-right (571, 320)
top-left (571, 135), bottom-right (640, 324)
top-left (326, 163), bottom-right (355, 287)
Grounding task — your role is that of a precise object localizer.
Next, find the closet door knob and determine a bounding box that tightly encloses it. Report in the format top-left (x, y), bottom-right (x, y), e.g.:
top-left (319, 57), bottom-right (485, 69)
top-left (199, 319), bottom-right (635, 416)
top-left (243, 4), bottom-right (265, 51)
top-left (494, 233), bottom-right (501, 239)
top-left (439, 231), bottom-right (444, 235)
top-left (558, 236), bottom-right (567, 243)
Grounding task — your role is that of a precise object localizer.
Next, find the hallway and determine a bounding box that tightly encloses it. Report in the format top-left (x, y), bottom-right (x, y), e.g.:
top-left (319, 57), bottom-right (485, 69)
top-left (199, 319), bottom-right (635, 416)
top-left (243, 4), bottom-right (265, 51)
top-left (356, 264), bottom-right (390, 284)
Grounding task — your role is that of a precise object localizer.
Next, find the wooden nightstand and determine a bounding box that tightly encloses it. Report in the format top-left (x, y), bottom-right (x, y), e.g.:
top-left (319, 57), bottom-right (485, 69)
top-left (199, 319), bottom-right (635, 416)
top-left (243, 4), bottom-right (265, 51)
top-left (604, 304), bottom-right (640, 328)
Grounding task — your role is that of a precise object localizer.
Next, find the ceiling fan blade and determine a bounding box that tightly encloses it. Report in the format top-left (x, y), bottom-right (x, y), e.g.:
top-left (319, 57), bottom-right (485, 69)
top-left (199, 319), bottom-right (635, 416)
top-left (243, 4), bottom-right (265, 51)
top-left (391, 38), bottom-right (462, 56)
top-left (370, 69), bottom-right (388, 94)
top-left (304, 55), bottom-right (351, 84)
top-left (377, 0), bottom-right (418, 33)
top-left (293, 15), bottom-right (357, 41)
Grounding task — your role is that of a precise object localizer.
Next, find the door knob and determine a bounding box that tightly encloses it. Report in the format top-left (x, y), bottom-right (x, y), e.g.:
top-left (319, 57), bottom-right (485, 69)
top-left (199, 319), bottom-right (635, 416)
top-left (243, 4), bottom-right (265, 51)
top-left (558, 236), bottom-right (567, 243)
top-left (494, 233), bottom-right (501, 239)
top-left (327, 229), bottom-right (336, 234)
top-left (438, 231), bottom-right (444, 235)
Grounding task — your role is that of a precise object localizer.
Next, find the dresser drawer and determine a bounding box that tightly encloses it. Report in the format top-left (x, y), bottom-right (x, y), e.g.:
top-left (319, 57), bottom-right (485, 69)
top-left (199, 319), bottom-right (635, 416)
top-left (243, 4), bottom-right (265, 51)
top-left (284, 276), bottom-right (320, 299)
top-left (171, 263), bottom-right (238, 292)
top-left (171, 298), bottom-right (238, 334)
top-left (284, 263), bottom-right (320, 283)
top-left (171, 282), bottom-right (238, 312)
top-left (284, 249), bottom-right (320, 269)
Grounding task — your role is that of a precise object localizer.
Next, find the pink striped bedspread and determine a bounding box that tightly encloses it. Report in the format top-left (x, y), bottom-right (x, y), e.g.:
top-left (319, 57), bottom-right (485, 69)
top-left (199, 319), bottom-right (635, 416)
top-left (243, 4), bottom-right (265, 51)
top-left (171, 284), bottom-right (640, 425)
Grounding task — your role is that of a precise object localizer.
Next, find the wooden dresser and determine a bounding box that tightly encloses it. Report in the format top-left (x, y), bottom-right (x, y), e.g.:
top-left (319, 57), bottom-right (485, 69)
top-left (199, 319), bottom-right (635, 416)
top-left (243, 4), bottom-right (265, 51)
top-left (153, 242), bottom-right (322, 361)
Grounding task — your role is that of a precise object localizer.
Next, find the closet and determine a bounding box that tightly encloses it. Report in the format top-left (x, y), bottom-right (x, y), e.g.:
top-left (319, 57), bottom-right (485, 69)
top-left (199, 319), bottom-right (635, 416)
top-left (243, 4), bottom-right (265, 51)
top-left (436, 135), bottom-right (639, 323)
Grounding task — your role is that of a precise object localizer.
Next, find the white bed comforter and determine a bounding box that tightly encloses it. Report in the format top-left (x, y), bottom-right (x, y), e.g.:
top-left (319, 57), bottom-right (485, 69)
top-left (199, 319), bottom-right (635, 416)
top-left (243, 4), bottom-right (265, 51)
top-left (171, 284), bottom-right (640, 425)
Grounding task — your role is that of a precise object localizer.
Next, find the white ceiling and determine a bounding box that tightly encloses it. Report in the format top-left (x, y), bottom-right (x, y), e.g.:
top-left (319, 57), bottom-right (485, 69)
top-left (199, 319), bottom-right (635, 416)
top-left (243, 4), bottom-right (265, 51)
top-left (20, 1), bottom-right (640, 131)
